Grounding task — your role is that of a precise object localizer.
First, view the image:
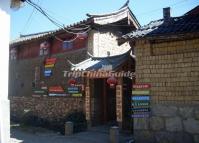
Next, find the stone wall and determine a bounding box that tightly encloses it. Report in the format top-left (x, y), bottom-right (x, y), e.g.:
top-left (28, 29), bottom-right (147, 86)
top-left (134, 37), bottom-right (199, 143)
top-left (10, 96), bottom-right (84, 121)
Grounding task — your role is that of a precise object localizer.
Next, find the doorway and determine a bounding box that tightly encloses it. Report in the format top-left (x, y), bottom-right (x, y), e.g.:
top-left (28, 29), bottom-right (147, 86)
top-left (91, 78), bottom-right (116, 126)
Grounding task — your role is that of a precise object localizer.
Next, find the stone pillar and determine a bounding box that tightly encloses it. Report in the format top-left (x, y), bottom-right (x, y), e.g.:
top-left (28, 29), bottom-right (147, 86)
top-left (0, 1), bottom-right (11, 143)
top-left (65, 122), bottom-right (73, 135)
top-left (116, 78), bottom-right (123, 129)
top-left (85, 79), bottom-right (91, 128)
top-left (110, 126), bottom-right (119, 143)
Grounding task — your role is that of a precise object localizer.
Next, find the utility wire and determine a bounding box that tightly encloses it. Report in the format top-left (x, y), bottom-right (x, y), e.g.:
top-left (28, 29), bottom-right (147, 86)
top-left (25, 0), bottom-right (91, 35)
top-left (137, 0), bottom-right (189, 16)
top-left (20, 0), bottom-right (39, 34)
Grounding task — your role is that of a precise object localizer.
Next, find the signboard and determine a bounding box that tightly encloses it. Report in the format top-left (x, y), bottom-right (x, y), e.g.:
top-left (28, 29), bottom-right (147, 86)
top-left (32, 88), bottom-right (48, 97)
top-left (48, 86), bottom-right (67, 97)
top-left (49, 93), bottom-right (69, 97)
top-left (49, 86), bottom-right (64, 93)
top-left (72, 93), bottom-right (82, 97)
top-left (131, 84), bottom-right (151, 118)
top-left (67, 86), bottom-right (82, 97)
top-left (44, 58), bottom-right (56, 77)
top-left (132, 90), bottom-right (150, 95)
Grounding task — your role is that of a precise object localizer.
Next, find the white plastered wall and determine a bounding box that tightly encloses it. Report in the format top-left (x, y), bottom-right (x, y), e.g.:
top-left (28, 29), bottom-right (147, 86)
top-left (88, 30), bottom-right (131, 57)
top-left (0, 0), bottom-right (10, 143)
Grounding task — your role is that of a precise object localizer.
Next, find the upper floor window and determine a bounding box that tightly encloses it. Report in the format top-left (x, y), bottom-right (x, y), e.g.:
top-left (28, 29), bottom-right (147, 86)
top-left (10, 48), bottom-right (17, 60)
top-left (39, 41), bottom-right (50, 56)
top-left (63, 41), bottom-right (73, 50)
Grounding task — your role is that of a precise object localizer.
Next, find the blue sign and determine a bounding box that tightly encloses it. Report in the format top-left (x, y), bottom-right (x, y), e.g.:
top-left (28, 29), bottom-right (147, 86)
top-left (132, 96), bottom-right (150, 101)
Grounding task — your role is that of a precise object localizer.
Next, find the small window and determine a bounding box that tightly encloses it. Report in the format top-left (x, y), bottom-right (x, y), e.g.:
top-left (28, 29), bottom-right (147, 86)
top-left (39, 41), bottom-right (50, 56)
top-left (10, 48), bottom-right (17, 60)
top-left (63, 41), bottom-right (73, 49)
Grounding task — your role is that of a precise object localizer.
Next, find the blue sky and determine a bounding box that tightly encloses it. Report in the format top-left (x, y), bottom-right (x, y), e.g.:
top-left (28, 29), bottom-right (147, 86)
top-left (11, 0), bottom-right (199, 40)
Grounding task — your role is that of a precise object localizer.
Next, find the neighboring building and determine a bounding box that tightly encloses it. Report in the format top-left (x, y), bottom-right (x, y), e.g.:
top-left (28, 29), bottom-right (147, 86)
top-left (10, 2), bottom-right (139, 130)
top-left (0, 0), bottom-right (11, 142)
top-left (121, 6), bottom-right (199, 143)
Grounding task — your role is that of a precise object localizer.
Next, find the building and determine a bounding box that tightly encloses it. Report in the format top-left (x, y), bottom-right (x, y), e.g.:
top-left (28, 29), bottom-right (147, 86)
top-left (10, 2), bottom-right (139, 131)
top-left (121, 6), bottom-right (199, 143)
top-left (0, 0), bottom-right (11, 142)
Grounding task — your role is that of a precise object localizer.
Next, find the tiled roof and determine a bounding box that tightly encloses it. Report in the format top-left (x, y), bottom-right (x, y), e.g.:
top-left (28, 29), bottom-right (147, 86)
top-left (87, 6), bottom-right (140, 28)
top-left (185, 5), bottom-right (199, 16)
top-left (122, 13), bottom-right (199, 40)
top-left (10, 19), bottom-right (91, 46)
top-left (10, 30), bottom-right (55, 45)
top-left (71, 50), bottom-right (131, 71)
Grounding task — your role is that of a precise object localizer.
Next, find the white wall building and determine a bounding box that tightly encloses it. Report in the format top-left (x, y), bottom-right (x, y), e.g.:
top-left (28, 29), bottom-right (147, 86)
top-left (0, 0), bottom-right (11, 143)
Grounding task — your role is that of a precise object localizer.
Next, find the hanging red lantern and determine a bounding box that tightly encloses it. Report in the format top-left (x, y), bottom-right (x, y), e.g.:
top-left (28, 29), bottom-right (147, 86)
top-left (107, 77), bottom-right (117, 88)
top-left (68, 78), bottom-right (77, 86)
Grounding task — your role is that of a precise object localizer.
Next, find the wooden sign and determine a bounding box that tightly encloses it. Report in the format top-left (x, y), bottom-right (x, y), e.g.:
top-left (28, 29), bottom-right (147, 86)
top-left (132, 90), bottom-right (150, 95)
top-left (45, 58), bottom-right (56, 63)
top-left (49, 86), bottom-right (64, 93)
top-left (32, 89), bottom-right (47, 95)
top-left (132, 96), bottom-right (150, 101)
top-left (72, 93), bottom-right (82, 97)
top-left (67, 87), bottom-right (81, 94)
top-left (133, 84), bottom-right (151, 89)
top-left (85, 86), bottom-right (91, 120)
top-left (32, 95), bottom-right (41, 98)
top-left (132, 102), bottom-right (150, 106)
top-left (45, 64), bottom-right (55, 68)
top-left (132, 113), bottom-right (150, 118)
top-left (49, 93), bottom-right (68, 96)
top-left (132, 108), bottom-right (150, 112)
top-left (45, 61), bottom-right (56, 65)
top-left (132, 83), bottom-right (151, 118)
top-left (44, 69), bottom-right (52, 77)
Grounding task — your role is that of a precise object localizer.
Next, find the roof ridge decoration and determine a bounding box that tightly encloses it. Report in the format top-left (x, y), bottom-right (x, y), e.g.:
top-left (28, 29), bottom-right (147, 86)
top-left (119, 0), bottom-right (130, 10)
top-left (86, 0), bottom-right (140, 28)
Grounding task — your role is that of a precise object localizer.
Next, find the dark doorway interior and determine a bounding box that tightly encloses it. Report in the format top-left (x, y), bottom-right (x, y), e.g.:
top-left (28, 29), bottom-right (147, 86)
top-left (123, 77), bottom-right (133, 131)
top-left (92, 78), bottom-right (116, 126)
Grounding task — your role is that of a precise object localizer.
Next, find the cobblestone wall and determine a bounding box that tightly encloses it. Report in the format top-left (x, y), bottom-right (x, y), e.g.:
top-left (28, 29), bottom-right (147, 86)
top-left (10, 96), bottom-right (84, 121)
top-left (134, 38), bottom-right (199, 143)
